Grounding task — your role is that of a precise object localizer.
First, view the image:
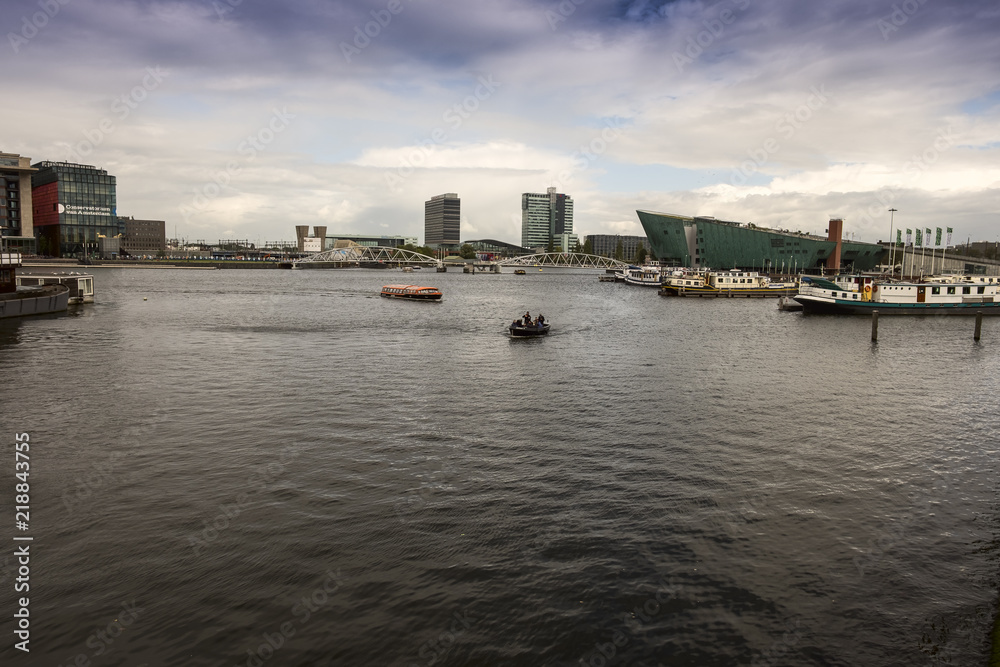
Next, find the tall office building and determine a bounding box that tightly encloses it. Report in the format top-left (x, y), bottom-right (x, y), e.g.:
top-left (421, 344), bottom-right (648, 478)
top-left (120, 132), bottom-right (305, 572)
top-left (521, 187), bottom-right (575, 251)
top-left (31, 161), bottom-right (117, 257)
top-left (424, 193), bottom-right (460, 248)
top-left (0, 151), bottom-right (36, 251)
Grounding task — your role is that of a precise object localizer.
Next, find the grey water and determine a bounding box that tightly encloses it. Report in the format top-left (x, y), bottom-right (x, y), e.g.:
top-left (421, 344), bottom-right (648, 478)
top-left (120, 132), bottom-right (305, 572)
top-left (1, 266), bottom-right (998, 666)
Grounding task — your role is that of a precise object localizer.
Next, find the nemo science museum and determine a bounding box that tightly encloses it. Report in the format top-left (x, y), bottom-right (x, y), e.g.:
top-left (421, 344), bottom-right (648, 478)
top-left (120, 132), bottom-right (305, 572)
top-left (636, 210), bottom-right (885, 273)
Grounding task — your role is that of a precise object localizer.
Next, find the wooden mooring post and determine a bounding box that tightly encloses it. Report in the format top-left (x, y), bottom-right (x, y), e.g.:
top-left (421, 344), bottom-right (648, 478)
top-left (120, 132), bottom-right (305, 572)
top-left (975, 311), bottom-right (983, 341)
top-left (871, 310), bottom-right (879, 341)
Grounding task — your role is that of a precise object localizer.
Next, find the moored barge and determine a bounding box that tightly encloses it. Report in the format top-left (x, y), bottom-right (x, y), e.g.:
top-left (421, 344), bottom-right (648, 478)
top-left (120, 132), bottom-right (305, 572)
top-left (659, 270), bottom-right (798, 297)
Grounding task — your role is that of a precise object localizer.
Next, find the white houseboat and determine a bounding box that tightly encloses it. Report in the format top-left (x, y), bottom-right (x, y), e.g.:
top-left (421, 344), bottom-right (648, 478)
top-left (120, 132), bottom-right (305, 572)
top-left (793, 274), bottom-right (1000, 315)
top-left (16, 272), bottom-right (94, 304)
top-left (0, 252), bottom-right (70, 319)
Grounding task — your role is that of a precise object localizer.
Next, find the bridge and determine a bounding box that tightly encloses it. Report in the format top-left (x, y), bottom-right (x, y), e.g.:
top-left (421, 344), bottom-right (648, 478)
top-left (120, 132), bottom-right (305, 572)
top-left (497, 253), bottom-right (629, 270)
top-left (294, 246), bottom-right (438, 266)
top-left (293, 247), bottom-right (630, 270)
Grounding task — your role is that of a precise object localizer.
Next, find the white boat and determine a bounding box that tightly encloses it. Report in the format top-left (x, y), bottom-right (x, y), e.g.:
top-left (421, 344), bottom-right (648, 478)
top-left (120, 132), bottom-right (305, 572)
top-left (794, 274), bottom-right (1000, 315)
top-left (1, 252), bottom-right (70, 318)
top-left (619, 265), bottom-right (666, 287)
top-left (16, 271), bottom-right (95, 304)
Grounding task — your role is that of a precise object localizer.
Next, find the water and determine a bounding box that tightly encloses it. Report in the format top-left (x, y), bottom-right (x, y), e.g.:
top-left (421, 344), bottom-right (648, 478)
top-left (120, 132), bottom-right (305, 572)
top-left (1, 266), bottom-right (998, 666)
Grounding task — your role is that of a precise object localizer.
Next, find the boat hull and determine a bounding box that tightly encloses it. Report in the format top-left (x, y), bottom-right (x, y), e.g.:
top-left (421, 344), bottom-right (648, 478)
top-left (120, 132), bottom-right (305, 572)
top-left (0, 285), bottom-right (70, 319)
top-left (380, 293), bottom-right (441, 300)
top-left (509, 323), bottom-right (550, 337)
top-left (660, 286), bottom-right (797, 297)
top-left (794, 295), bottom-right (1000, 315)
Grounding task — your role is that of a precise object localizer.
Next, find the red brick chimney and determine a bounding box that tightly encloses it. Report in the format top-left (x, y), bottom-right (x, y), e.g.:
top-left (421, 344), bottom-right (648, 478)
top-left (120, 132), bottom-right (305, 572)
top-left (825, 218), bottom-right (843, 271)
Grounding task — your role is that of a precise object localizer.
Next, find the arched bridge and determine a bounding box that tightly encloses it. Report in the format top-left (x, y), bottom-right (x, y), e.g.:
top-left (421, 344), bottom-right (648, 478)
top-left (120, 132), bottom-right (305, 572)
top-left (498, 253), bottom-right (629, 270)
top-left (294, 246), bottom-right (438, 266)
top-left (293, 247), bottom-right (630, 270)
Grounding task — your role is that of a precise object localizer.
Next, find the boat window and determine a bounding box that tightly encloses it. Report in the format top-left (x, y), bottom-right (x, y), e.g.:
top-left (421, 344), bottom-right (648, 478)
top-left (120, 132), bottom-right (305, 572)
top-left (962, 286), bottom-right (971, 294)
top-left (979, 286), bottom-right (986, 294)
top-left (931, 287), bottom-right (940, 294)
top-left (947, 287), bottom-right (955, 295)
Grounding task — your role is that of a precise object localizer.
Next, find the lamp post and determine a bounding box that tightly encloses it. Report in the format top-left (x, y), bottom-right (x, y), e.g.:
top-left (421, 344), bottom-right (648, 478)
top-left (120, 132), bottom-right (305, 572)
top-left (888, 208), bottom-right (897, 277)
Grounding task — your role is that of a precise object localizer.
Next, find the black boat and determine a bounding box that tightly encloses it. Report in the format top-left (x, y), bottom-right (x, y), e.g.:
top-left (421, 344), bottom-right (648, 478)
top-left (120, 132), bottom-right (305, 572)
top-left (509, 322), bottom-right (550, 337)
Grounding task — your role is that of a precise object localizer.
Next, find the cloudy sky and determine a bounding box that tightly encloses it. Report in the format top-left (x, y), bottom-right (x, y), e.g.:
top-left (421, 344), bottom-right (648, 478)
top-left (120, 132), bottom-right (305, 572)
top-left (4, 0), bottom-right (999, 246)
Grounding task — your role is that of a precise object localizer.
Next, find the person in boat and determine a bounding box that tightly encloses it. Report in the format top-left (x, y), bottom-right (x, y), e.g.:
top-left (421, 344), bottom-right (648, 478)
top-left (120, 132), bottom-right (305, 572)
top-left (537, 314), bottom-right (545, 326)
top-left (523, 311), bottom-right (531, 326)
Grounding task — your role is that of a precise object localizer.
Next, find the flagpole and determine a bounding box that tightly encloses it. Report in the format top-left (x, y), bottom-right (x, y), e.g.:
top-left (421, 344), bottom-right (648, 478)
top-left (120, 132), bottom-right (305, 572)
top-left (888, 208), bottom-right (897, 276)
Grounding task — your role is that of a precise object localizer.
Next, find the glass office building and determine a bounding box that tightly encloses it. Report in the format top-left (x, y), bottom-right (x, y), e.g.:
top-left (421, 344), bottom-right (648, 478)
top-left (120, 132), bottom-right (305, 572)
top-left (521, 187), bottom-right (575, 251)
top-left (31, 161), bottom-right (117, 257)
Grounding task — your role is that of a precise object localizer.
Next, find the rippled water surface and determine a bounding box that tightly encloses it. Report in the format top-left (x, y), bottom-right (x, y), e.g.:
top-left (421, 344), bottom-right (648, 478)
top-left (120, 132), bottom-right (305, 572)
top-left (1, 266), bottom-right (998, 666)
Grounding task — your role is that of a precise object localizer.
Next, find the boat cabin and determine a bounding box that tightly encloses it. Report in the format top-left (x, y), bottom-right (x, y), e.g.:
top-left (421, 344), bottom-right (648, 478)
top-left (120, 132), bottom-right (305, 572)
top-left (16, 272), bottom-right (95, 304)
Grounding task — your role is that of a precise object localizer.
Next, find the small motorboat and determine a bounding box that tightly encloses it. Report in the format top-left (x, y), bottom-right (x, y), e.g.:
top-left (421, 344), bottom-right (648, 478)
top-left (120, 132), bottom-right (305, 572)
top-left (509, 321), bottom-right (550, 337)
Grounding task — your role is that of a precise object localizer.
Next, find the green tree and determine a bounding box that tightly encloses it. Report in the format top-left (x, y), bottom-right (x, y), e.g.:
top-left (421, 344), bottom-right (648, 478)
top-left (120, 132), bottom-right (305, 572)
top-left (582, 238), bottom-right (593, 255)
top-left (614, 238), bottom-right (624, 261)
top-left (546, 237), bottom-right (554, 253)
top-left (459, 244), bottom-right (477, 259)
top-left (635, 241), bottom-right (647, 265)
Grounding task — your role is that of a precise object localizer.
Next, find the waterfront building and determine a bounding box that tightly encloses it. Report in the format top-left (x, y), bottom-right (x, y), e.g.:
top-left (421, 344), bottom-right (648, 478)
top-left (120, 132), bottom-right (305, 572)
top-left (0, 151), bottom-right (37, 253)
top-left (464, 238), bottom-right (533, 260)
top-left (425, 193), bottom-right (460, 249)
top-left (521, 187), bottom-right (576, 252)
top-left (636, 210), bottom-right (885, 272)
top-left (117, 216), bottom-right (166, 256)
top-left (587, 234), bottom-right (649, 261)
top-left (31, 161), bottom-right (117, 258)
top-left (323, 233), bottom-right (416, 250)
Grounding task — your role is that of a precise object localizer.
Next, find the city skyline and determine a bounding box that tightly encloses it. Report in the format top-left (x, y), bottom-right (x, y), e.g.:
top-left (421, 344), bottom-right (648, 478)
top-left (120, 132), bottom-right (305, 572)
top-left (3, 0), bottom-right (998, 247)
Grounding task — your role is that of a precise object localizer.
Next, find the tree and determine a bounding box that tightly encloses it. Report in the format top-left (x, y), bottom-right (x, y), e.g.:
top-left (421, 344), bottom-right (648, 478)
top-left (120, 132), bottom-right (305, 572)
top-left (582, 237), bottom-right (593, 255)
top-left (614, 238), bottom-right (624, 261)
top-left (546, 237), bottom-right (554, 253)
top-left (459, 244), bottom-right (477, 259)
top-left (635, 241), bottom-right (647, 265)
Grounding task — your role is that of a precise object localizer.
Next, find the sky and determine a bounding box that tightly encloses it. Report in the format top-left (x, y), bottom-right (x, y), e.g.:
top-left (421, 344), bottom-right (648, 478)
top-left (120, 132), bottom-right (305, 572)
top-left (3, 0), bottom-right (999, 247)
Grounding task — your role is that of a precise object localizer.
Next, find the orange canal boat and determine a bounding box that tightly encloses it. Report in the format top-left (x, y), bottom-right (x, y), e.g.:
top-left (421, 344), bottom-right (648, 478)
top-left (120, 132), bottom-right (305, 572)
top-left (380, 284), bottom-right (443, 301)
